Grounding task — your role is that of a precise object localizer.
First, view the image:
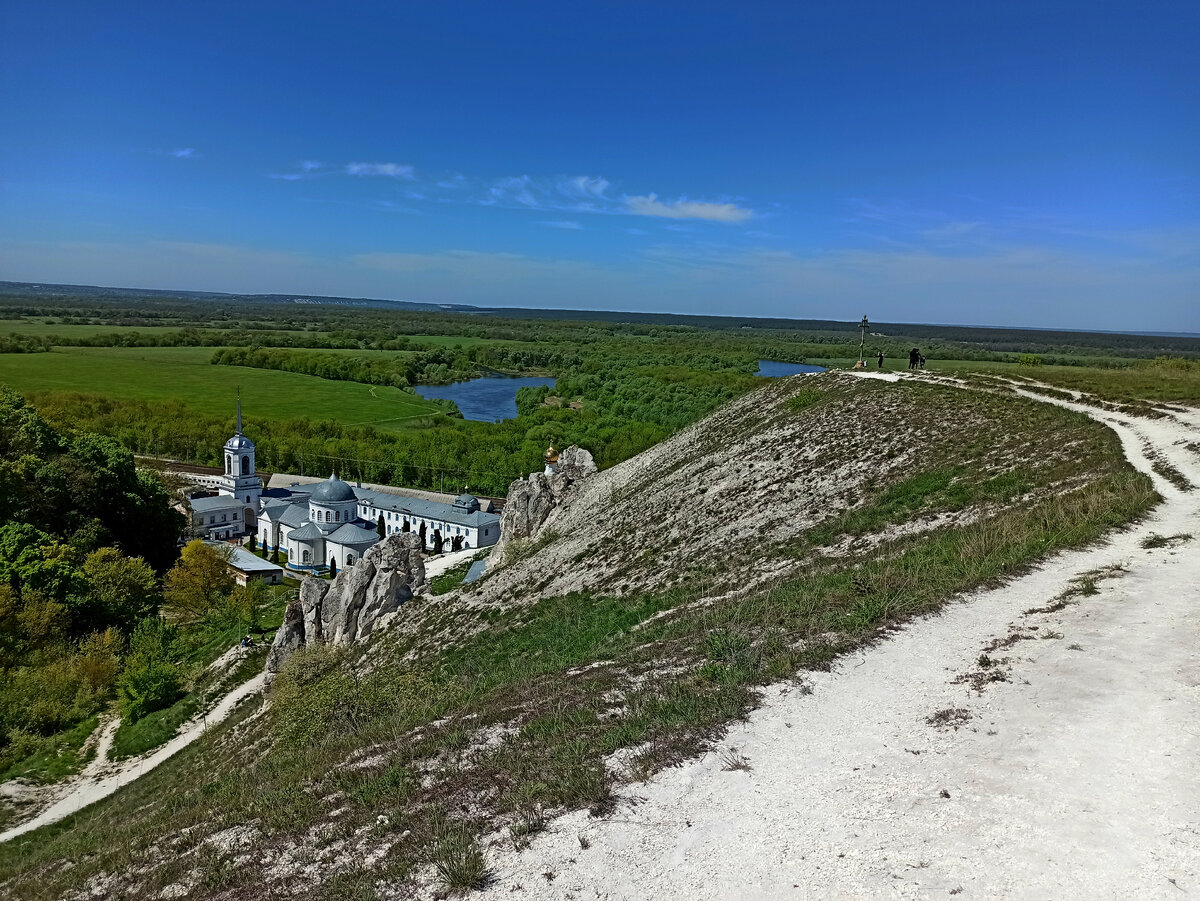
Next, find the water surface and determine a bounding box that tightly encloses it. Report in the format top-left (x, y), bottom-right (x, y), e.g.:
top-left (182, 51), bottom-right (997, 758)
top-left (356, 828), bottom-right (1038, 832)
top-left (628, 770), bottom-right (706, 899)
top-left (756, 360), bottom-right (827, 377)
top-left (414, 373), bottom-right (555, 422)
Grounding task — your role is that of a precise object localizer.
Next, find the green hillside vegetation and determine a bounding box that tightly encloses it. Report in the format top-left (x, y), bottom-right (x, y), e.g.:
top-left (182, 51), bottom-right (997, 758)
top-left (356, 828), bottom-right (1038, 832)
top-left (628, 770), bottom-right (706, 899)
top-left (0, 374), bottom-right (1160, 899)
top-left (0, 390), bottom-right (283, 787)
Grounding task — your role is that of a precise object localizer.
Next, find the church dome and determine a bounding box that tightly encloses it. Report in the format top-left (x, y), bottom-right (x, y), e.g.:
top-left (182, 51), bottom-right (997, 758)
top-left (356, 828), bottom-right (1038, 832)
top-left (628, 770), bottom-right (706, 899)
top-left (224, 433), bottom-right (255, 451)
top-left (309, 474), bottom-right (356, 503)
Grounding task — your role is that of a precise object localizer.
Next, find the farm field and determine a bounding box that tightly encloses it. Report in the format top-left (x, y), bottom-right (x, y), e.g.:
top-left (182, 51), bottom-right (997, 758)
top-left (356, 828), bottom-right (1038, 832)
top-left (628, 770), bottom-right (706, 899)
top-left (0, 319), bottom-right (218, 338)
top-left (0, 347), bottom-right (448, 429)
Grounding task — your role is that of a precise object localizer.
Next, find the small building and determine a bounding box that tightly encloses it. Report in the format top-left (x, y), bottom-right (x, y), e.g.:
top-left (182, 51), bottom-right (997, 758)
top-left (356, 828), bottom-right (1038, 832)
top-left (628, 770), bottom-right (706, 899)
top-left (223, 544), bottom-right (284, 586)
top-left (186, 494), bottom-right (248, 540)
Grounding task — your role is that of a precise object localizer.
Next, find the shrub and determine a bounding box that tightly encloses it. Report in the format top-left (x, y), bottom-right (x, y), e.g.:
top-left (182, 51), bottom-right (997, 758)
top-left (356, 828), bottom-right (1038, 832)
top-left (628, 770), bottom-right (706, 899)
top-left (786, 387), bottom-right (822, 412)
top-left (270, 644), bottom-right (443, 749)
top-left (118, 656), bottom-right (183, 724)
top-left (431, 821), bottom-right (489, 892)
top-left (117, 618), bottom-right (182, 723)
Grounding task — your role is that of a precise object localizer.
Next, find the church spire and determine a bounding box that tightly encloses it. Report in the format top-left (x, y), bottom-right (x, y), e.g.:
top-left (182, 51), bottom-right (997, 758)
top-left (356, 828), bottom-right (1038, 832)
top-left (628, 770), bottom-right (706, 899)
top-left (236, 388), bottom-right (242, 435)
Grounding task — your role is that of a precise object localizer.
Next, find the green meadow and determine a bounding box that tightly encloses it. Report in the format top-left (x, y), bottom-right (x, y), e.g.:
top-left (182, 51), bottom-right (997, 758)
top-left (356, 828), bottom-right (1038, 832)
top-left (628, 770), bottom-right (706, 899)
top-left (0, 346), bottom-right (448, 430)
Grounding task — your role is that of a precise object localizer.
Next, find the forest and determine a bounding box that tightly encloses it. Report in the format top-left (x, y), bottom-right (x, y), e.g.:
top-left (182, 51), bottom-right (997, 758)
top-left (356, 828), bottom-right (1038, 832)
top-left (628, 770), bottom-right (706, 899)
top-left (0, 390), bottom-right (278, 780)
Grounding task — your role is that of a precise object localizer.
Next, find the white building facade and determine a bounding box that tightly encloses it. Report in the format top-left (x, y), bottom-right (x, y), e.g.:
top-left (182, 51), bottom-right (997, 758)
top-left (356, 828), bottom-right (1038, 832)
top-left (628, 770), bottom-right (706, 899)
top-left (189, 400), bottom-right (502, 573)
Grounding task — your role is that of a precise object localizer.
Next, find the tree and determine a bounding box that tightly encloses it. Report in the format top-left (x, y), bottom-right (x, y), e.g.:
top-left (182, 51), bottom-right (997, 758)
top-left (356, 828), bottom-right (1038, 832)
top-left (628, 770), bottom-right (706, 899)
top-left (418, 521), bottom-right (427, 549)
top-left (163, 540), bottom-right (234, 622)
top-left (248, 534), bottom-right (257, 552)
top-left (431, 529), bottom-right (443, 555)
top-left (376, 513), bottom-right (385, 539)
top-left (0, 523), bottom-right (83, 601)
top-left (117, 617), bottom-right (182, 723)
top-left (271, 545), bottom-right (280, 564)
top-left (227, 579), bottom-right (268, 632)
top-left (81, 547), bottom-right (158, 632)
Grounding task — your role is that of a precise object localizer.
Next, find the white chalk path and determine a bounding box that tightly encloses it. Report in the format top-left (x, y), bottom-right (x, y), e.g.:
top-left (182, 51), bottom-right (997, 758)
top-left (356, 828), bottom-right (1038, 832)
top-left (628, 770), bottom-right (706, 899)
top-left (0, 673), bottom-right (266, 844)
top-left (423, 546), bottom-right (481, 582)
top-left (476, 375), bottom-right (1200, 900)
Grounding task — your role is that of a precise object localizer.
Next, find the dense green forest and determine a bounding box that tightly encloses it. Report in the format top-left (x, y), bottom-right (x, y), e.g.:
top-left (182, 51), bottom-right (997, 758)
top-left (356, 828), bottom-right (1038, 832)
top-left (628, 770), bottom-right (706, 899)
top-left (0, 390), bottom-right (277, 780)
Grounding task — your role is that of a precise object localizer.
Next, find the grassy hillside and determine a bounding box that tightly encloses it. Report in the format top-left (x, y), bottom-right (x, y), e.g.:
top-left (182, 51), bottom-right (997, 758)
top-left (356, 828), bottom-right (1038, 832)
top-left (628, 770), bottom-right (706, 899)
top-left (0, 372), bottom-right (1158, 900)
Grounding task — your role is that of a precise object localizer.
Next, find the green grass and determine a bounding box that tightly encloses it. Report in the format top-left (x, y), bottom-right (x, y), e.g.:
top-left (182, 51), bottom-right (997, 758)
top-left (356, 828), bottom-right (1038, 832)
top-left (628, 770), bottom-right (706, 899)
top-left (1012, 360), bottom-right (1200, 405)
top-left (110, 695), bottom-right (203, 760)
top-left (430, 560), bottom-right (474, 595)
top-left (0, 716), bottom-right (101, 785)
top-left (0, 320), bottom-right (221, 339)
top-left (111, 589), bottom-right (286, 760)
top-left (0, 347), bottom-right (448, 430)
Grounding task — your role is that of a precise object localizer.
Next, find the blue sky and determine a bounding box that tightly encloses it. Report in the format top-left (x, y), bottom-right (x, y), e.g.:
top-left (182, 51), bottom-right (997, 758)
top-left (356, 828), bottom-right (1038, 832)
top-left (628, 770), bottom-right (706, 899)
top-left (1, 2), bottom-right (1197, 330)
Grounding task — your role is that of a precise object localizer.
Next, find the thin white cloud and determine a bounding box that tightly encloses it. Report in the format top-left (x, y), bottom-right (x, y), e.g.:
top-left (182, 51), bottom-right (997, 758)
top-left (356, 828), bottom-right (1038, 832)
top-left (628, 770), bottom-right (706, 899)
top-left (540, 220), bottom-right (583, 230)
top-left (170, 148), bottom-right (196, 158)
top-left (346, 162), bottom-right (415, 179)
top-left (559, 175), bottom-right (610, 199)
top-left (300, 160), bottom-right (323, 172)
top-left (486, 175), bottom-right (540, 207)
top-left (626, 193), bottom-right (753, 223)
top-left (268, 173), bottom-right (305, 181)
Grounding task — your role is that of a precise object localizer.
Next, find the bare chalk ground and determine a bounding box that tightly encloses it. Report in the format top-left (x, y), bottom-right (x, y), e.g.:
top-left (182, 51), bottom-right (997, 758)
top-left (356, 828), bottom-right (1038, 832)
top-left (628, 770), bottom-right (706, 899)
top-left (476, 378), bottom-right (1200, 900)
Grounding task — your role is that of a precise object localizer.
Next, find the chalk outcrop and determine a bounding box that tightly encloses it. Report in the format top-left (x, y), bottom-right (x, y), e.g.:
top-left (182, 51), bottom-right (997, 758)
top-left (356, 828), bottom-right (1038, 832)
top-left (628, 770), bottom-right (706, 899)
top-left (266, 532), bottom-right (425, 673)
top-left (493, 445), bottom-right (597, 563)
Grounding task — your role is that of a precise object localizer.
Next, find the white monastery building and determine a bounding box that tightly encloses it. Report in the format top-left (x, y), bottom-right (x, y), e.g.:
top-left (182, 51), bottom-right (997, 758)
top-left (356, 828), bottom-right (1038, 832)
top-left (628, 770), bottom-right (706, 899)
top-left (186, 402), bottom-right (501, 574)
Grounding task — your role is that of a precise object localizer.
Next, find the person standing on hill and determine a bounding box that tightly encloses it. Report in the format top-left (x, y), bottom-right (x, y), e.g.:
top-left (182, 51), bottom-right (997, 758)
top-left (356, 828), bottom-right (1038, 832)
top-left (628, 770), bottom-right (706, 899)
top-left (908, 348), bottom-right (920, 369)
top-left (877, 351), bottom-right (884, 369)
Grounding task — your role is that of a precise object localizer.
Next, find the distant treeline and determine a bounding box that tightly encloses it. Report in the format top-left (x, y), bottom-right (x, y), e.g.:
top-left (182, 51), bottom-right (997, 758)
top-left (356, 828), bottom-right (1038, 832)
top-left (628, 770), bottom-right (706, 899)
top-left (210, 344), bottom-right (582, 386)
top-left (0, 334), bottom-right (52, 353)
top-left (3, 286), bottom-right (1198, 357)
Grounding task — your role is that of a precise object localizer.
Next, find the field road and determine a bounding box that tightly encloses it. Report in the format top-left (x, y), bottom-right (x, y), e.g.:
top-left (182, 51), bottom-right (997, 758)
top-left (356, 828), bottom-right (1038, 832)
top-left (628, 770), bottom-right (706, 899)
top-left (475, 373), bottom-right (1200, 900)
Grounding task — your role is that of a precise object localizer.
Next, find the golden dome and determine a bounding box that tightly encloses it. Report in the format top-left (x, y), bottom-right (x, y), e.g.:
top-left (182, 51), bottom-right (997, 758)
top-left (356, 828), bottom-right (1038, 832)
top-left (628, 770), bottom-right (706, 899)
top-left (544, 443), bottom-right (559, 464)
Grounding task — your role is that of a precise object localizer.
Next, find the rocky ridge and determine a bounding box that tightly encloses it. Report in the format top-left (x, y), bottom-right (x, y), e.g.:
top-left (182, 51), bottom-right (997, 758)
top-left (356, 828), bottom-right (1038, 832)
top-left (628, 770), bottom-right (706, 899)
top-left (491, 444), bottom-right (597, 563)
top-left (265, 532), bottom-right (425, 673)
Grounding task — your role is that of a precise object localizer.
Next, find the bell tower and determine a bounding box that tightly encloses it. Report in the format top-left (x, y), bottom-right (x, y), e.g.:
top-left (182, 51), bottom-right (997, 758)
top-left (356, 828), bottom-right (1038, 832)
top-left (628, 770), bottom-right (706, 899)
top-left (217, 391), bottom-right (261, 531)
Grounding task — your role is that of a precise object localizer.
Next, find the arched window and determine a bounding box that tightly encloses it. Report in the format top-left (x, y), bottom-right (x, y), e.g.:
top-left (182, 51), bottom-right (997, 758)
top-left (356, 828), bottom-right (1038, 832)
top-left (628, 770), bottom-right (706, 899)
top-left (241, 455), bottom-right (250, 475)
top-left (302, 549), bottom-right (311, 563)
top-left (225, 455), bottom-right (232, 475)
top-left (347, 554), bottom-right (355, 565)
top-left (335, 511), bottom-right (340, 522)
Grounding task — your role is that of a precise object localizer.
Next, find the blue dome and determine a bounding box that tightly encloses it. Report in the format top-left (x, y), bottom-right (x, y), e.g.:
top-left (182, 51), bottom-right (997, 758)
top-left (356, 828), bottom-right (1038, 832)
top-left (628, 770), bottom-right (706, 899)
top-left (310, 474), bottom-right (356, 503)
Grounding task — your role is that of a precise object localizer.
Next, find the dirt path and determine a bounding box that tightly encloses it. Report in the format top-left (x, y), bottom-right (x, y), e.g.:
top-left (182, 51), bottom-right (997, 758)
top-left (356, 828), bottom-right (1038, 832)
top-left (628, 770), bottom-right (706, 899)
top-left (0, 673), bottom-right (266, 844)
top-left (476, 377), bottom-right (1200, 899)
